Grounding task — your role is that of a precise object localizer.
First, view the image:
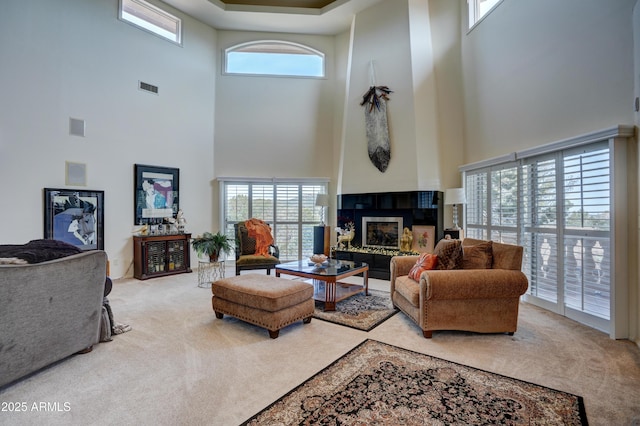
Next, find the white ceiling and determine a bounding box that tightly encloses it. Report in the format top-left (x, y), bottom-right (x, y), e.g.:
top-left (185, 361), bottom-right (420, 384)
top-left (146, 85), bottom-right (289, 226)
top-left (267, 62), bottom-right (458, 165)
top-left (161, 0), bottom-right (384, 35)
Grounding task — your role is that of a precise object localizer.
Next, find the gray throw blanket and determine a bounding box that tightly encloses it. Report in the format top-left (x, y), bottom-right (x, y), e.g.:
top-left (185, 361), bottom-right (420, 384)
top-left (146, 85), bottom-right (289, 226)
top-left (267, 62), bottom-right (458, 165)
top-left (0, 239), bottom-right (82, 264)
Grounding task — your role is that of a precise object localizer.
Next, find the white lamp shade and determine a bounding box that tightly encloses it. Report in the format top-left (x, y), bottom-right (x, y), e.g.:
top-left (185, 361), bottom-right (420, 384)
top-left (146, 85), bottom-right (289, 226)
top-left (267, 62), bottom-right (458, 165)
top-left (445, 188), bottom-right (466, 205)
top-left (315, 193), bottom-right (329, 207)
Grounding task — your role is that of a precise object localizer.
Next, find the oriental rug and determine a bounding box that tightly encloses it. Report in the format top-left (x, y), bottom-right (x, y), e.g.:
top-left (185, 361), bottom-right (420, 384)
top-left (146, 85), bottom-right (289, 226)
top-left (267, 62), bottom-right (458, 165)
top-left (242, 340), bottom-right (588, 425)
top-left (312, 289), bottom-right (398, 331)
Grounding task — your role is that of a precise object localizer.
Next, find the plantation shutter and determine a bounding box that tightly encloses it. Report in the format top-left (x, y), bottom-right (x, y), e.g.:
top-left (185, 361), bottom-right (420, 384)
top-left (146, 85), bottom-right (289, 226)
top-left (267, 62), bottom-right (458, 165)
top-left (225, 184), bottom-right (249, 223)
top-left (464, 170), bottom-right (488, 240)
top-left (251, 185), bottom-right (274, 223)
top-left (490, 166), bottom-right (519, 244)
top-left (460, 126), bottom-right (632, 337)
top-left (520, 155), bottom-right (559, 305)
top-left (221, 179), bottom-right (328, 261)
top-left (562, 143), bottom-right (611, 320)
top-left (302, 186), bottom-right (322, 223)
top-left (275, 185), bottom-right (301, 260)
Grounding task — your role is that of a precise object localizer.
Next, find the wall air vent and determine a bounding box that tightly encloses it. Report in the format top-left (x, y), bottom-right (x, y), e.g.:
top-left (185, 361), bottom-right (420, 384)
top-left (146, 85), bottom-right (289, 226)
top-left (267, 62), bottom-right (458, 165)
top-left (139, 81), bottom-right (159, 95)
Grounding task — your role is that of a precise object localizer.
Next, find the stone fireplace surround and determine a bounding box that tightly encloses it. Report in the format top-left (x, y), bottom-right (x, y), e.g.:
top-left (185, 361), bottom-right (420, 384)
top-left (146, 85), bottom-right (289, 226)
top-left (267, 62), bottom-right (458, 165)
top-left (335, 190), bottom-right (443, 279)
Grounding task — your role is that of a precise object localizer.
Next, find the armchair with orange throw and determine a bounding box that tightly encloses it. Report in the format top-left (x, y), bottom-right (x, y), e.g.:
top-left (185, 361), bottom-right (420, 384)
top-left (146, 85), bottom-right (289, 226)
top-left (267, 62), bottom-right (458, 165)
top-left (390, 238), bottom-right (528, 338)
top-left (234, 219), bottom-right (280, 275)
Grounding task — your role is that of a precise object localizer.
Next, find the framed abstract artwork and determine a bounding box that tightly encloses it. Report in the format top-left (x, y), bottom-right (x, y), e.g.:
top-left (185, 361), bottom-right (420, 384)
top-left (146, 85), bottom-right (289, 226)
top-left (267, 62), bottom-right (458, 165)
top-left (43, 188), bottom-right (105, 251)
top-left (134, 164), bottom-right (179, 225)
top-left (411, 225), bottom-right (435, 253)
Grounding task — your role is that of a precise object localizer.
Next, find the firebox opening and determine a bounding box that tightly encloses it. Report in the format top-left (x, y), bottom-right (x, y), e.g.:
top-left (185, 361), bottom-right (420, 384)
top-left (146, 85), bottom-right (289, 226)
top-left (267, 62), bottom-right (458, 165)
top-left (362, 216), bottom-right (403, 250)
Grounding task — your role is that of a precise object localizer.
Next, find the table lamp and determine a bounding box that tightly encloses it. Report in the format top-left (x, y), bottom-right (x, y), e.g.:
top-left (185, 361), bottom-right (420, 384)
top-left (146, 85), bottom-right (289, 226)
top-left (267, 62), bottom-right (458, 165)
top-left (315, 193), bottom-right (329, 226)
top-left (445, 188), bottom-right (466, 230)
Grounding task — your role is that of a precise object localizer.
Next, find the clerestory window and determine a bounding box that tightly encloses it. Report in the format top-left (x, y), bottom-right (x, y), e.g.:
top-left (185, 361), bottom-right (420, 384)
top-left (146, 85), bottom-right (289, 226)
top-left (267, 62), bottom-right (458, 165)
top-left (224, 41), bottom-right (325, 78)
top-left (119, 0), bottom-right (182, 45)
top-left (468, 0), bottom-right (503, 30)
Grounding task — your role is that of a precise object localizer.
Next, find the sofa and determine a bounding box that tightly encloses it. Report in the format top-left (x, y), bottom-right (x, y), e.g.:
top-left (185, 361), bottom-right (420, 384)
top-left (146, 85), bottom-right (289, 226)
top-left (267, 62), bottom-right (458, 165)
top-left (0, 245), bottom-right (107, 388)
top-left (390, 238), bottom-right (528, 338)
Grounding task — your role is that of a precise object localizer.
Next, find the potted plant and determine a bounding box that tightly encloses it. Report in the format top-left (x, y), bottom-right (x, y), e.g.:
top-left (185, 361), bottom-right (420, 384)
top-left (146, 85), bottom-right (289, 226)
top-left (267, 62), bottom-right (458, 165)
top-left (191, 231), bottom-right (232, 262)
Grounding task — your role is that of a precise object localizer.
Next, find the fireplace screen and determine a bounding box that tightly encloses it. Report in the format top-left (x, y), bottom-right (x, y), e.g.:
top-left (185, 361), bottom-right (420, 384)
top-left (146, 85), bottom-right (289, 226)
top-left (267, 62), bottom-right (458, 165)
top-left (362, 216), bottom-right (403, 250)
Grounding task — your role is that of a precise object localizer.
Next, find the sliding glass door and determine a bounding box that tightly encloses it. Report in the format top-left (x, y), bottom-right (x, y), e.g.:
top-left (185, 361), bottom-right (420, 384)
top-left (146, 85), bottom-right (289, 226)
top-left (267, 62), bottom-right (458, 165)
top-left (464, 141), bottom-right (613, 333)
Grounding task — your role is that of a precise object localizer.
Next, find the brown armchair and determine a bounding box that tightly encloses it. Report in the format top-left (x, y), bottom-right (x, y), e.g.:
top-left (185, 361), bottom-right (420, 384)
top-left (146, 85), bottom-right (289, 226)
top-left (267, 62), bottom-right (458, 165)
top-left (390, 238), bottom-right (528, 338)
top-left (234, 219), bottom-right (280, 275)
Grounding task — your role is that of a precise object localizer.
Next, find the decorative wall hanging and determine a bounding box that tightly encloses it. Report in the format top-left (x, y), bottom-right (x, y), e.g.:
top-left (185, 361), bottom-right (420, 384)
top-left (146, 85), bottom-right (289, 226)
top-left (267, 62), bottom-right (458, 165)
top-left (44, 188), bottom-right (104, 250)
top-left (134, 164), bottom-right (179, 225)
top-left (360, 61), bottom-right (393, 172)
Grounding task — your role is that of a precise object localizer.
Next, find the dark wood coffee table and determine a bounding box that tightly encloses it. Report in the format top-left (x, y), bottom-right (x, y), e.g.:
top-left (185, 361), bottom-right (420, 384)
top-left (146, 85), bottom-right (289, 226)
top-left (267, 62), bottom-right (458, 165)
top-left (275, 260), bottom-right (369, 311)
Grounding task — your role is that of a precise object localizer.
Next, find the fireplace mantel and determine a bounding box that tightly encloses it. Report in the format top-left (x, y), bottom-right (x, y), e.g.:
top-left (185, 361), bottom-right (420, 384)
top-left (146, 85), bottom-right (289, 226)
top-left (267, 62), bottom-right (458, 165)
top-left (335, 191), bottom-right (443, 279)
top-left (337, 190), bottom-right (444, 247)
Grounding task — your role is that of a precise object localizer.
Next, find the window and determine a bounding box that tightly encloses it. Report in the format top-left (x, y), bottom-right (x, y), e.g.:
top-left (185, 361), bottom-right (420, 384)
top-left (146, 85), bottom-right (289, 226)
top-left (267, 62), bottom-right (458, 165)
top-left (221, 179), bottom-right (328, 261)
top-left (224, 41), bottom-right (325, 78)
top-left (119, 0), bottom-right (182, 45)
top-left (468, 0), bottom-right (502, 29)
top-left (461, 126), bottom-right (635, 339)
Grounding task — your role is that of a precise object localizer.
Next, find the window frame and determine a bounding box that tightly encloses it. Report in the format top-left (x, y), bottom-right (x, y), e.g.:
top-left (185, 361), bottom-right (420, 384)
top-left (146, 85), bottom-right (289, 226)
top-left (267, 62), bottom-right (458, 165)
top-left (219, 178), bottom-right (329, 262)
top-left (460, 126), bottom-right (634, 339)
top-left (223, 40), bottom-right (326, 78)
top-left (119, 0), bottom-right (183, 46)
top-left (467, 0), bottom-right (504, 31)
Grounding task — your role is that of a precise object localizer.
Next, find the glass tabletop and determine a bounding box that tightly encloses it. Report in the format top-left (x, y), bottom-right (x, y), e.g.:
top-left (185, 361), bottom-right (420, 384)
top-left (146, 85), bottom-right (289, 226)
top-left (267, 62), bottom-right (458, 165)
top-left (276, 259), bottom-right (367, 277)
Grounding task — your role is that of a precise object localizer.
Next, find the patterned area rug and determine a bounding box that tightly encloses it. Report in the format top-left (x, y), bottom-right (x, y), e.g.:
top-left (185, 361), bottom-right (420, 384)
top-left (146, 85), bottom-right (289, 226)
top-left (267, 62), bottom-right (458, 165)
top-left (312, 289), bottom-right (398, 331)
top-left (242, 340), bottom-right (588, 425)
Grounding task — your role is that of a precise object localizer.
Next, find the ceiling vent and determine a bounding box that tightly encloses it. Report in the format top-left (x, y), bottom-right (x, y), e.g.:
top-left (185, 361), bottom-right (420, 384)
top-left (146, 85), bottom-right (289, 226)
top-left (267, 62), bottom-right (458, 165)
top-left (139, 81), bottom-right (159, 95)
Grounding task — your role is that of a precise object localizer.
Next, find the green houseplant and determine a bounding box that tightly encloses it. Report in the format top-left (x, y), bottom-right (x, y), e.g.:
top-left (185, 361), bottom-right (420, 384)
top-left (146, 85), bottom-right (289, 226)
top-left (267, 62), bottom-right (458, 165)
top-left (191, 232), bottom-right (232, 262)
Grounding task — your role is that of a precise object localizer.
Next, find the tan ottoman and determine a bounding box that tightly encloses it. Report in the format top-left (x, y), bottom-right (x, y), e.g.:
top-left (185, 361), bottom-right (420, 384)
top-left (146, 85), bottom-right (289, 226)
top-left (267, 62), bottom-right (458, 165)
top-left (211, 274), bottom-right (314, 338)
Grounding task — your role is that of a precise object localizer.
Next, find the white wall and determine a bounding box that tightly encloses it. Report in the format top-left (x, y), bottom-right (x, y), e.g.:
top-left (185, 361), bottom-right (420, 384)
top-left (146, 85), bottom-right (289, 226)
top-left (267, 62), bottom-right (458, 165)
top-left (331, 29), bottom-right (352, 225)
top-left (213, 30), bottom-right (335, 180)
top-left (428, 0), bottom-right (465, 190)
top-left (0, 0), bottom-right (217, 278)
top-left (461, 0), bottom-right (638, 342)
top-left (212, 30), bottom-right (337, 227)
top-left (461, 0), bottom-right (636, 163)
top-left (340, 0), bottom-right (444, 194)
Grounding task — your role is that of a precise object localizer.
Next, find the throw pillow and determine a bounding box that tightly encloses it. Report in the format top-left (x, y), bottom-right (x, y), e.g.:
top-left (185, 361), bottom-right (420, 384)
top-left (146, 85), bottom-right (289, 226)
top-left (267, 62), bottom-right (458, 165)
top-left (463, 241), bottom-right (493, 269)
top-left (408, 253), bottom-right (438, 281)
top-left (433, 239), bottom-right (463, 270)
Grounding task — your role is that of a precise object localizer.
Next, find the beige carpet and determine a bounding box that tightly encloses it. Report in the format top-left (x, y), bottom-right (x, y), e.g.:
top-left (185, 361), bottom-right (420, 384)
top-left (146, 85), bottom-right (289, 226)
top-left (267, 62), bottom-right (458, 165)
top-left (1, 268), bottom-right (639, 426)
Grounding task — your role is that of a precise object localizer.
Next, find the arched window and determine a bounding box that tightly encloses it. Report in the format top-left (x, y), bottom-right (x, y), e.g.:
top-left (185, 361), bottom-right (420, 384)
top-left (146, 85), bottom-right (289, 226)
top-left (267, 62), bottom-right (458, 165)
top-left (224, 40), bottom-right (325, 78)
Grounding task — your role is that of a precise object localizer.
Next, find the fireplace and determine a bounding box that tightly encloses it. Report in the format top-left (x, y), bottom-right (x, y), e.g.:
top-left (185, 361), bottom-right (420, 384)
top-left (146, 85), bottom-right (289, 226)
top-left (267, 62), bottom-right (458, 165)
top-left (362, 216), bottom-right (403, 250)
top-left (336, 191), bottom-right (443, 279)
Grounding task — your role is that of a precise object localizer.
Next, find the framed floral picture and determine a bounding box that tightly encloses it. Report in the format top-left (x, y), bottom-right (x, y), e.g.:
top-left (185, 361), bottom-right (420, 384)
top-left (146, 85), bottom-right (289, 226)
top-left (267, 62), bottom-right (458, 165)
top-left (411, 225), bottom-right (435, 253)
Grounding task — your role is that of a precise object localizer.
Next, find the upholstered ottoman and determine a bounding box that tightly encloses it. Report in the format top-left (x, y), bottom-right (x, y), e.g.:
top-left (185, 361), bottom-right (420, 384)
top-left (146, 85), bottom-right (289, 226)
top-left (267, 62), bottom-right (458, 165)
top-left (211, 274), bottom-right (314, 338)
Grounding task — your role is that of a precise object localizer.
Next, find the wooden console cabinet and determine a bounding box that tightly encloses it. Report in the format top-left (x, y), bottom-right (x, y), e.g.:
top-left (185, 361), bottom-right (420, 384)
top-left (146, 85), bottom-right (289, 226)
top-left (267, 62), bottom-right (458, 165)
top-left (133, 234), bottom-right (192, 280)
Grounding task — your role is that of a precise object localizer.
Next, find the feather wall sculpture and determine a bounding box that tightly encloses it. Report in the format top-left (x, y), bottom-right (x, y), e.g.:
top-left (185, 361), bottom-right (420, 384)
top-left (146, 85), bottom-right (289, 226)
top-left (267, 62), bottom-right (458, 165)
top-left (361, 84), bottom-right (393, 173)
top-left (360, 86), bottom-right (393, 173)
